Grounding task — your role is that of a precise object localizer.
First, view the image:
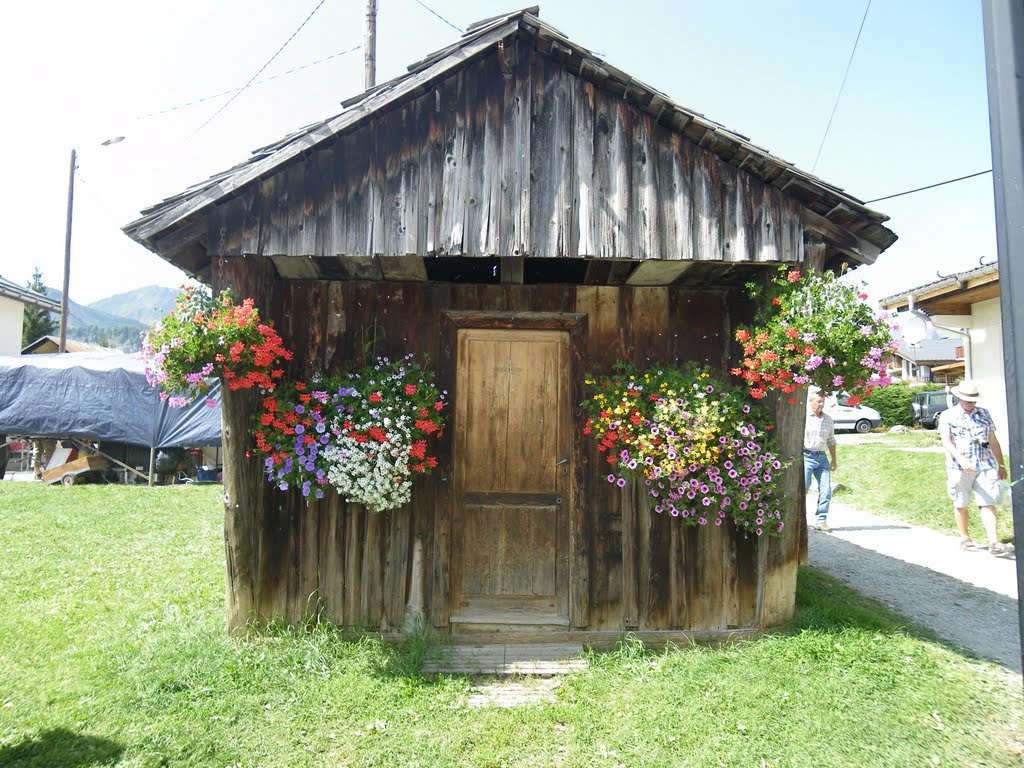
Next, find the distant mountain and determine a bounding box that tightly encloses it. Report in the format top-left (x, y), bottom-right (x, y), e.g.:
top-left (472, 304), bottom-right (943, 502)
top-left (42, 288), bottom-right (142, 330)
top-left (37, 285), bottom-right (180, 352)
top-left (89, 285), bottom-right (179, 326)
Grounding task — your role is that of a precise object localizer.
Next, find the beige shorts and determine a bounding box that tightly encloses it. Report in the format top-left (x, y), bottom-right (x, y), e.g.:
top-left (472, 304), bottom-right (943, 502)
top-left (946, 467), bottom-right (1001, 508)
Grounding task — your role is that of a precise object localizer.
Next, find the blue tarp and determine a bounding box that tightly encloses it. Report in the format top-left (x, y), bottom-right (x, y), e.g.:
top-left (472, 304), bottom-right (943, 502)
top-left (0, 352), bottom-right (221, 447)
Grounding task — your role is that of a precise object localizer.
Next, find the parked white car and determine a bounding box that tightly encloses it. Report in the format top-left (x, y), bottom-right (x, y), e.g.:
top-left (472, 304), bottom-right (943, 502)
top-left (825, 393), bottom-right (883, 433)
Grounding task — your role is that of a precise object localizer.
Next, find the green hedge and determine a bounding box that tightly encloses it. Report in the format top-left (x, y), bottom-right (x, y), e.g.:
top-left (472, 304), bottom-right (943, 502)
top-left (863, 382), bottom-right (944, 427)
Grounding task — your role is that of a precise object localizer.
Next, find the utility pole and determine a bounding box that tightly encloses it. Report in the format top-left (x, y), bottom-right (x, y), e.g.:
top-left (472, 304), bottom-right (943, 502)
top-left (981, 0), bottom-right (1024, 680)
top-left (59, 148), bottom-right (76, 354)
top-left (364, 0), bottom-right (377, 90)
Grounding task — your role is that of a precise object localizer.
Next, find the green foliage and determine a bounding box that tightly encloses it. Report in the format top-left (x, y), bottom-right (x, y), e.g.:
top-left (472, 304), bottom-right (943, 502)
top-left (20, 268), bottom-right (57, 347)
top-left (861, 382), bottom-right (916, 426)
top-left (862, 382), bottom-right (947, 427)
top-left (66, 323), bottom-right (140, 351)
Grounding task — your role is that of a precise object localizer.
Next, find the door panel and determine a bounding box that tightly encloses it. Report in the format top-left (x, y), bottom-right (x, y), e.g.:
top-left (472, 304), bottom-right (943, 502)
top-left (460, 503), bottom-right (557, 596)
top-left (452, 328), bottom-right (569, 625)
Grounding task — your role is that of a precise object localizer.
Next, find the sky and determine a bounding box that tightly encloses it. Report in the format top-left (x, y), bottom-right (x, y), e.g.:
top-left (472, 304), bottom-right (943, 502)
top-left (0, 1), bottom-right (996, 306)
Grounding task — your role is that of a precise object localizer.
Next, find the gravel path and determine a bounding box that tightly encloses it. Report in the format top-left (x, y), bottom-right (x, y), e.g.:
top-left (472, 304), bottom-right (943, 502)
top-left (806, 498), bottom-right (1021, 672)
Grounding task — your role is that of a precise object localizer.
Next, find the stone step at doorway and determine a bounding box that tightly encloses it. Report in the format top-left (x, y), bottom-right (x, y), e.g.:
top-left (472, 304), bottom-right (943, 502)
top-left (421, 642), bottom-right (587, 676)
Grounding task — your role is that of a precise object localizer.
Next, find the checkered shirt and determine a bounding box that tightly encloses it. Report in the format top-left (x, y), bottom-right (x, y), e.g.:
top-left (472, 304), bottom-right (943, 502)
top-left (804, 411), bottom-right (836, 452)
top-left (938, 404), bottom-right (997, 471)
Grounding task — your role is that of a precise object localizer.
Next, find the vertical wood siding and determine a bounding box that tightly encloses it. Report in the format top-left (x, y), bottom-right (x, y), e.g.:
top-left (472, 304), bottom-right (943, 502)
top-left (222, 279), bottom-right (801, 632)
top-left (206, 46), bottom-right (801, 266)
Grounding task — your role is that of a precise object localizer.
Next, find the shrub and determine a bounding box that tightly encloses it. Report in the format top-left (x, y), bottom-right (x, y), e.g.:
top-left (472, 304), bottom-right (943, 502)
top-left (863, 381), bottom-right (945, 427)
top-left (862, 382), bottom-right (916, 426)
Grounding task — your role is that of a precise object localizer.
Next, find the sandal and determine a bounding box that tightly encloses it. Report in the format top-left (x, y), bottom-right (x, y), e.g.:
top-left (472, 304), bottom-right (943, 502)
top-left (990, 541), bottom-right (1015, 555)
top-left (959, 539), bottom-right (978, 551)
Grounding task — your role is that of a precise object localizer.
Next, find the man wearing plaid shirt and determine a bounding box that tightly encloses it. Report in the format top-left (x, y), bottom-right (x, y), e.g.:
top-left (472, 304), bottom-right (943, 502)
top-left (938, 379), bottom-right (1012, 555)
top-left (804, 392), bottom-right (837, 532)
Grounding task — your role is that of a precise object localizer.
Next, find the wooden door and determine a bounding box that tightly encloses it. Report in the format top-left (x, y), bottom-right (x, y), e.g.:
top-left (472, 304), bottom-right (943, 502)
top-left (451, 328), bottom-right (570, 626)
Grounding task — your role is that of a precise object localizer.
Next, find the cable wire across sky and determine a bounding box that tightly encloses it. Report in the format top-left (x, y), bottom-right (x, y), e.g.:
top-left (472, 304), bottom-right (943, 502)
top-left (864, 169), bottom-right (993, 204)
top-left (136, 46), bottom-right (361, 122)
top-left (811, 0), bottom-right (872, 173)
top-left (194, 0), bottom-right (331, 133)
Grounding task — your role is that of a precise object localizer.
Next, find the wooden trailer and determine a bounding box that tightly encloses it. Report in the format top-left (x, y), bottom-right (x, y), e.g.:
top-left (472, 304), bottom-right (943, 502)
top-left (125, 8), bottom-right (896, 641)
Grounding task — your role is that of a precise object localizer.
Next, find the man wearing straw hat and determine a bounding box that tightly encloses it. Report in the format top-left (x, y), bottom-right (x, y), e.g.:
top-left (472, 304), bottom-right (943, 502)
top-left (938, 379), bottom-right (1013, 555)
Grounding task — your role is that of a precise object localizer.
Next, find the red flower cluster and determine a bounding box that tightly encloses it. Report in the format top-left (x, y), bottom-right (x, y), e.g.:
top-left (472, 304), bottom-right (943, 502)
top-left (730, 327), bottom-right (808, 399)
top-left (582, 382), bottom-right (651, 465)
top-left (211, 300), bottom-right (292, 392)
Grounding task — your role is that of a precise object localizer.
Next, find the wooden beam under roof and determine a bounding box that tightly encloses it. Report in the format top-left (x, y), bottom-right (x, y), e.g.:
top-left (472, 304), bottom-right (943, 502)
top-left (625, 261), bottom-right (693, 286)
top-left (800, 208), bottom-right (882, 265)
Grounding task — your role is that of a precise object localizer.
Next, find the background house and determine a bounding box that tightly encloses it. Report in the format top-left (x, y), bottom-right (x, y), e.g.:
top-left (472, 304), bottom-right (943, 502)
top-left (886, 337), bottom-right (961, 384)
top-left (0, 275), bottom-right (60, 355)
top-left (22, 335), bottom-right (114, 355)
top-left (881, 262), bottom-right (1005, 431)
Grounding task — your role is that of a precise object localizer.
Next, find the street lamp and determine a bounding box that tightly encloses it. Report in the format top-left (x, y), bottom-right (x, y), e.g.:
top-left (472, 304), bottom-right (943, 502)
top-left (59, 136), bottom-right (125, 353)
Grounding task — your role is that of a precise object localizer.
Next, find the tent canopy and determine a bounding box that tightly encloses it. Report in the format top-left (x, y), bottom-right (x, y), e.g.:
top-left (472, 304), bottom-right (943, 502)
top-left (0, 352), bottom-right (221, 448)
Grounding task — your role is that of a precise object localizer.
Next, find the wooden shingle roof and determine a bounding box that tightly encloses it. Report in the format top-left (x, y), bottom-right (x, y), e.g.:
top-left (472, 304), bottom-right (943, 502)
top-left (124, 7), bottom-right (896, 273)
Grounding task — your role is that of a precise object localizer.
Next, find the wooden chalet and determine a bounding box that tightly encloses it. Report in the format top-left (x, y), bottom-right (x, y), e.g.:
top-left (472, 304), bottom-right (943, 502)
top-left (125, 8), bottom-right (896, 641)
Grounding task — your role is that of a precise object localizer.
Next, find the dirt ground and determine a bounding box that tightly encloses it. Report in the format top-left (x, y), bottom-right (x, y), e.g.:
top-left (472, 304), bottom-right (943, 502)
top-left (806, 495), bottom-right (1020, 673)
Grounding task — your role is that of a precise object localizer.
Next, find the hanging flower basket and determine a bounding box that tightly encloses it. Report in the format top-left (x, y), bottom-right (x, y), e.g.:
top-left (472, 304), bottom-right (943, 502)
top-left (143, 292), bottom-right (446, 513)
top-left (252, 355), bottom-right (446, 513)
top-left (731, 266), bottom-right (900, 404)
top-left (141, 287), bottom-right (292, 407)
top-left (583, 364), bottom-right (784, 537)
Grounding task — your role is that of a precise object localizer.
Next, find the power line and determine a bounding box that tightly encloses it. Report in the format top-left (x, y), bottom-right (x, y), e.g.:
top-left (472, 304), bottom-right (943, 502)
top-left (811, 0), bottom-right (872, 173)
top-left (864, 169), bottom-right (993, 204)
top-left (195, 0), bottom-right (330, 133)
top-left (412, 0), bottom-right (463, 34)
top-left (136, 46), bottom-right (360, 121)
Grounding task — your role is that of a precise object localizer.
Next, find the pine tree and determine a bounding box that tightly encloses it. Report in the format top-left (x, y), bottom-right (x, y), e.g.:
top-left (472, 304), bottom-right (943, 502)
top-left (21, 268), bottom-right (58, 347)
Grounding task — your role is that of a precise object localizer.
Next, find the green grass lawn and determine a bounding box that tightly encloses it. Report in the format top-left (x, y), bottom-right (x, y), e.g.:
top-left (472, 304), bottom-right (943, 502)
top-left (831, 430), bottom-right (1016, 544)
top-left (1, 483), bottom-right (1022, 767)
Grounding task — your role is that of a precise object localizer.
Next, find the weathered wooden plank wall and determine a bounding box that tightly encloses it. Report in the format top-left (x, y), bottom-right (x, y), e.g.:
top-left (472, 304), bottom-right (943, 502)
top-left (206, 44), bottom-right (802, 268)
top-left (214, 278), bottom-right (799, 633)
